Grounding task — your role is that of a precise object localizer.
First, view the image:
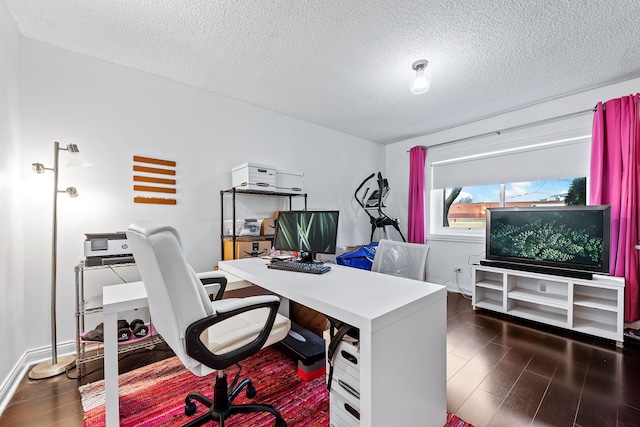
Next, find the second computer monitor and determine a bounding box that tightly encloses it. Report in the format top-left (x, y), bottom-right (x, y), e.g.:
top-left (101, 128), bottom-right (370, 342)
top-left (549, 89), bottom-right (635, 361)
top-left (273, 210), bottom-right (339, 262)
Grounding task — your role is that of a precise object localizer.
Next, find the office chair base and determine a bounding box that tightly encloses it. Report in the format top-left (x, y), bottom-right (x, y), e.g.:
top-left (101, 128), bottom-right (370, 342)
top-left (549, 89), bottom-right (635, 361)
top-left (183, 373), bottom-right (287, 427)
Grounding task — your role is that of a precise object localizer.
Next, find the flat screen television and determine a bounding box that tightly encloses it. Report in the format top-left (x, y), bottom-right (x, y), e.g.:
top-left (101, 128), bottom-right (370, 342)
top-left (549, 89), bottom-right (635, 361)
top-left (273, 210), bottom-right (339, 263)
top-left (483, 205), bottom-right (611, 279)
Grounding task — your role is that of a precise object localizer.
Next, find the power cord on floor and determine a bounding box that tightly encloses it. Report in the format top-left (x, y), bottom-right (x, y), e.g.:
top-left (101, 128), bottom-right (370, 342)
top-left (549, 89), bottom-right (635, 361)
top-left (443, 270), bottom-right (472, 301)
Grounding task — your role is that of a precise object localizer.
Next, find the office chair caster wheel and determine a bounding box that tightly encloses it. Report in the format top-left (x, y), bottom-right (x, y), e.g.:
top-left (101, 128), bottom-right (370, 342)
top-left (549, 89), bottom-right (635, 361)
top-left (246, 384), bottom-right (257, 399)
top-left (275, 419), bottom-right (287, 427)
top-left (184, 399), bottom-right (197, 416)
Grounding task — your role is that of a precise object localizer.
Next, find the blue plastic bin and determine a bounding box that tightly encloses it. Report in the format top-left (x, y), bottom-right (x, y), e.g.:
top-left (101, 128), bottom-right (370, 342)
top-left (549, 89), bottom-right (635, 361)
top-left (336, 242), bottom-right (378, 270)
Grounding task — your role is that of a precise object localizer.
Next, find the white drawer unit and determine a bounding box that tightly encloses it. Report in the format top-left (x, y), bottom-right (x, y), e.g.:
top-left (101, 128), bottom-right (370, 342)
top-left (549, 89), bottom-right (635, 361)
top-left (231, 162), bottom-right (276, 191)
top-left (472, 264), bottom-right (625, 346)
top-left (325, 335), bottom-right (360, 426)
top-left (276, 169), bottom-right (304, 194)
top-left (333, 339), bottom-right (360, 382)
top-left (330, 386), bottom-right (360, 427)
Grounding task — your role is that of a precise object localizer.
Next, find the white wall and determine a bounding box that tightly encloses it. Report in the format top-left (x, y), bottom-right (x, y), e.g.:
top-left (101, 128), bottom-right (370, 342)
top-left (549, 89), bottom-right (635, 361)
top-left (12, 38), bottom-right (383, 374)
top-left (0, 1), bottom-right (25, 403)
top-left (386, 77), bottom-right (640, 292)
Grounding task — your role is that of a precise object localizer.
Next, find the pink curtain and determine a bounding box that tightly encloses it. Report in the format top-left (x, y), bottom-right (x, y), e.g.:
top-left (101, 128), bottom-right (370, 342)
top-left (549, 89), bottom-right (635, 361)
top-left (408, 146), bottom-right (427, 243)
top-left (590, 94), bottom-right (640, 322)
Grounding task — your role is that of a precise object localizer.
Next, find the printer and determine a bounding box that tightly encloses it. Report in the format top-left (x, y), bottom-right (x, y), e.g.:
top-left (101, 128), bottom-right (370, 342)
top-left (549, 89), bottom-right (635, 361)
top-left (84, 232), bottom-right (134, 266)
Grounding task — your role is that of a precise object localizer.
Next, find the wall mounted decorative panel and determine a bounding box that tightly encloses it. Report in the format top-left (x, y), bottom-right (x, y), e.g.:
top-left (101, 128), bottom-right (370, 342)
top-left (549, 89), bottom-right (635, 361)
top-left (132, 156), bottom-right (177, 204)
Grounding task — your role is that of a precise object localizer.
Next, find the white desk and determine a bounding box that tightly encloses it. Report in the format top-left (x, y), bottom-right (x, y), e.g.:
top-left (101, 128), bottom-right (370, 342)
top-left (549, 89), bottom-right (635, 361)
top-left (103, 260), bottom-right (447, 427)
top-left (103, 281), bottom-right (148, 427)
top-left (219, 258), bottom-right (447, 427)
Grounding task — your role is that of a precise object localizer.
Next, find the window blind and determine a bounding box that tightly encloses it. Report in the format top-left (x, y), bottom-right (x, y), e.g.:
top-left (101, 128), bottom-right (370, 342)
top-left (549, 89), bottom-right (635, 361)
top-left (430, 136), bottom-right (591, 189)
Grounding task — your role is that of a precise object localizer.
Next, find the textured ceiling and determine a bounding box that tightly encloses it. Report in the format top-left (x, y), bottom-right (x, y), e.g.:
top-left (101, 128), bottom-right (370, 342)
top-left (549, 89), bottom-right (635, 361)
top-left (5, 0), bottom-right (640, 144)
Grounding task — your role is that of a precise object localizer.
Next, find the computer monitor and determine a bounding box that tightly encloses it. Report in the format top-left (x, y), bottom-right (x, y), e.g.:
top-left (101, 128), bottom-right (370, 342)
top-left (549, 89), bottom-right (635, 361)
top-left (273, 210), bottom-right (339, 263)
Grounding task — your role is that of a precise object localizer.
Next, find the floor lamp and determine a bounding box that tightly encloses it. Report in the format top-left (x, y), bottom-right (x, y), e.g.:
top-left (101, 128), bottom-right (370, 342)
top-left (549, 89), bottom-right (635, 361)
top-left (29, 141), bottom-right (91, 380)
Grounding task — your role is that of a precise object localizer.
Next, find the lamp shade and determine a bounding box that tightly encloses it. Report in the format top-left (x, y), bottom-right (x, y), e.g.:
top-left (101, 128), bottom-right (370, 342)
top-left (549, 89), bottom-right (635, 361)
top-left (66, 152), bottom-right (92, 168)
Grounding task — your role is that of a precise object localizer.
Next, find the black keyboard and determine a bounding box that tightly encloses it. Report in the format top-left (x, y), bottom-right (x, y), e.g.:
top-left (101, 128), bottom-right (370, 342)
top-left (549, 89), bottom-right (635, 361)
top-left (267, 260), bottom-right (331, 274)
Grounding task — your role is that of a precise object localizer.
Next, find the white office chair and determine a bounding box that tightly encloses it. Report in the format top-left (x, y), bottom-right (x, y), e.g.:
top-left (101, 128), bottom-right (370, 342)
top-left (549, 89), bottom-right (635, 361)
top-left (126, 221), bottom-right (291, 427)
top-left (371, 239), bottom-right (430, 280)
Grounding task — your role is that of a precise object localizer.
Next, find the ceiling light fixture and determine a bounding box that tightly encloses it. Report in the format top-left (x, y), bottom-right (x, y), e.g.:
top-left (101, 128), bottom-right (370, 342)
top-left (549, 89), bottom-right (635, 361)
top-left (411, 60), bottom-right (431, 95)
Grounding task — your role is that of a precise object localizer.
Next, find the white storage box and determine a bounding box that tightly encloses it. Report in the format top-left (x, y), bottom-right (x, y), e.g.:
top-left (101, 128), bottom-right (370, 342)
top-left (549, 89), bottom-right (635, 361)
top-left (232, 163), bottom-right (276, 191)
top-left (276, 169), bottom-right (304, 194)
top-left (224, 219), bottom-right (262, 236)
top-left (223, 220), bottom-right (244, 236)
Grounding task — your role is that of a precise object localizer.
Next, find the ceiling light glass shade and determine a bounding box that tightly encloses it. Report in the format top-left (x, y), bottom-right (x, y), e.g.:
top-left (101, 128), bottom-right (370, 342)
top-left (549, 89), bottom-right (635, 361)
top-left (411, 67), bottom-right (431, 94)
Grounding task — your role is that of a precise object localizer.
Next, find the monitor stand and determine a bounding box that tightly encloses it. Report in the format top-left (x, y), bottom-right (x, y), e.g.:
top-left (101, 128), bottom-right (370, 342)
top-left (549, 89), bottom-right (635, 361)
top-left (299, 251), bottom-right (321, 264)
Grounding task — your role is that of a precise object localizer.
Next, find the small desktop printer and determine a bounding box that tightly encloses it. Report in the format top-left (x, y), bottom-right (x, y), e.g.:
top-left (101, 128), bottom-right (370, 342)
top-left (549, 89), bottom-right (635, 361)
top-left (84, 232), bottom-right (134, 266)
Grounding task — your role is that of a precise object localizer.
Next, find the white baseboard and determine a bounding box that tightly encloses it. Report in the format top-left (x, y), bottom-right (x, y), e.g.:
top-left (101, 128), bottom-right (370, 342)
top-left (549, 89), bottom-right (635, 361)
top-left (0, 341), bottom-right (76, 416)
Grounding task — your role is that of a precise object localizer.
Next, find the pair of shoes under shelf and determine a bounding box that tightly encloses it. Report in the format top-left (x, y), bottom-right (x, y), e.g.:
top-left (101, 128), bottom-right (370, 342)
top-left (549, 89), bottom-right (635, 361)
top-left (81, 319), bottom-right (150, 343)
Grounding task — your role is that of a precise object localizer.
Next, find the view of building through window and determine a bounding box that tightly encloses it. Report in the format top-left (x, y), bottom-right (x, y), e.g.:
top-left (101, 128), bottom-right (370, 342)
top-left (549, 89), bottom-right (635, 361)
top-left (444, 177), bottom-right (587, 228)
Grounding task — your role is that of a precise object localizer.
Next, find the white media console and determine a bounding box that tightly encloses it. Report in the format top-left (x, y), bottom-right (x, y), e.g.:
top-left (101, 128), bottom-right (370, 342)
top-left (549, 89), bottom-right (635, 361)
top-left (472, 264), bottom-right (625, 346)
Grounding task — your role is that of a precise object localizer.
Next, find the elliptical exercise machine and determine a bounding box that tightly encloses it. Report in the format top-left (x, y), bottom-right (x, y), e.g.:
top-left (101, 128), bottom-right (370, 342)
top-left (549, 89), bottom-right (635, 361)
top-left (355, 172), bottom-right (406, 242)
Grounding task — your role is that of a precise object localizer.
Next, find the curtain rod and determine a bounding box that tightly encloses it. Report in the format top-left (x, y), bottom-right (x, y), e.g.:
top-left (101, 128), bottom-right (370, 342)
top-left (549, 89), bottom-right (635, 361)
top-left (407, 106), bottom-right (597, 152)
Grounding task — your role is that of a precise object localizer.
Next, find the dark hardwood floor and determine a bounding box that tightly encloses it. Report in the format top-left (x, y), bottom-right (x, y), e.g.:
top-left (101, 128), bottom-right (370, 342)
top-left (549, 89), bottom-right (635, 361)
top-left (0, 341), bottom-right (175, 427)
top-left (446, 292), bottom-right (640, 427)
top-left (1, 292), bottom-right (640, 426)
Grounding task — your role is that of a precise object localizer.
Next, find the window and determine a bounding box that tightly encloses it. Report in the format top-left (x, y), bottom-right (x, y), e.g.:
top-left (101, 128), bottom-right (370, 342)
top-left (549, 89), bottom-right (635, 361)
top-left (444, 177), bottom-right (586, 230)
top-left (444, 184), bottom-right (501, 229)
top-left (428, 131), bottom-right (592, 241)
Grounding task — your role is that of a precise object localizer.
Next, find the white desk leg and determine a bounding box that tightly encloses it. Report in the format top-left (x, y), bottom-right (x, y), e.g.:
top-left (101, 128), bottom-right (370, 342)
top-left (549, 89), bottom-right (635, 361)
top-left (104, 310), bottom-right (119, 427)
top-left (361, 296), bottom-right (447, 427)
top-left (278, 296), bottom-right (290, 318)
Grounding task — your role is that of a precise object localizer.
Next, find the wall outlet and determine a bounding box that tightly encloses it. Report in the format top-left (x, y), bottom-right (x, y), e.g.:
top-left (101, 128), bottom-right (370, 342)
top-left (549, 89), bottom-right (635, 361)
top-left (539, 281), bottom-right (547, 292)
top-left (453, 266), bottom-right (462, 273)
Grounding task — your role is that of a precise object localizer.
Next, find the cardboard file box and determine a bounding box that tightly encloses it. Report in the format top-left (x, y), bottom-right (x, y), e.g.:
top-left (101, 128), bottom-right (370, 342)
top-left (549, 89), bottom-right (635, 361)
top-left (232, 162), bottom-right (276, 191)
top-left (261, 218), bottom-right (276, 235)
top-left (276, 169), bottom-right (304, 194)
top-left (223, 240), bottom-right (271, 260)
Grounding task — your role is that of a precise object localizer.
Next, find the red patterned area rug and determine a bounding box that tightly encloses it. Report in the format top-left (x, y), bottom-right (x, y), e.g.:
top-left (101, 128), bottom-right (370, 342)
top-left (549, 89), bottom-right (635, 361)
top-left (80, 347), bottom-right (473, 426)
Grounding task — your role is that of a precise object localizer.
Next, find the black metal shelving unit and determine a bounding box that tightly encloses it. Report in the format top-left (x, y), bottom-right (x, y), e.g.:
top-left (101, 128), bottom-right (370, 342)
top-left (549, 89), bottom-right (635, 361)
top-left (74, 261), bottom-right (164, 378)
top-left (220, 188), bottom-right (307, 259)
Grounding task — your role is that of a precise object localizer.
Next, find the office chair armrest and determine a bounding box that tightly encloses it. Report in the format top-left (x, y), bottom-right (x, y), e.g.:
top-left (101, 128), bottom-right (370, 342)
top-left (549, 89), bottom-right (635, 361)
top-left (196, 271), bottom-right (227, 300)
top-left (213, 295), bottom-right (280, 314)
top-left (185, 297), bottom-right (280, 368)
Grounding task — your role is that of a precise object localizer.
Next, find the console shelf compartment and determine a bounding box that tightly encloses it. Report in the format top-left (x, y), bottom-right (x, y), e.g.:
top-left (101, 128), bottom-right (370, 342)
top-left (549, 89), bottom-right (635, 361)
top-left (573, 284), bottom-right (618, 312)
top-left (507, 300), bottom-right (568, 328)
top-left (507, 288), bottom-right (568, 309)
top-left (474, 268), bottom-right (503, 288)
top-left (474, 288), bottom-right (503, 312)
top-left (472, 264), bottom-right (625, 346)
